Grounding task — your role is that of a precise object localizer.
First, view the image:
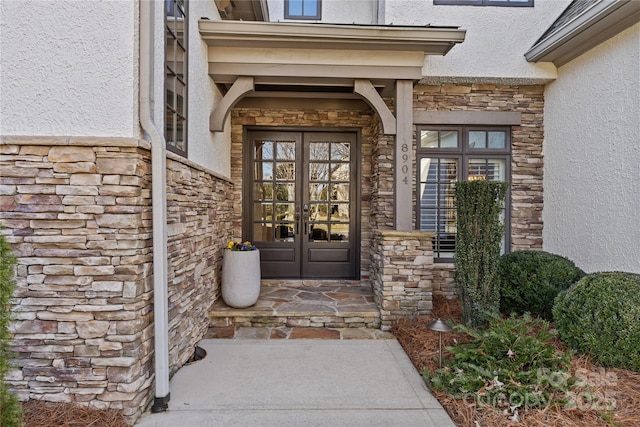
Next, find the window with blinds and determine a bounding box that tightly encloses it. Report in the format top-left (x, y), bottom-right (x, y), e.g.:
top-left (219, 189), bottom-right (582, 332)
top-left (416, 126), bottom-right (511, 260)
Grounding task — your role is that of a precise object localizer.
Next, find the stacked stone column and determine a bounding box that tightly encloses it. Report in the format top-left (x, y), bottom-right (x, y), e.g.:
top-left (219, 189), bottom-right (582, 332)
top-left (371, 230), bottom-right (435, 330)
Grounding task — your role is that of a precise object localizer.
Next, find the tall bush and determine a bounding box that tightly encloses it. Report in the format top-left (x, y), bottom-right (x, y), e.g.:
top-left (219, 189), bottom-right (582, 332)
top-left (454, 180), bottom-right (508, 329)
top-left (0, 232), bottom-right (24, 426)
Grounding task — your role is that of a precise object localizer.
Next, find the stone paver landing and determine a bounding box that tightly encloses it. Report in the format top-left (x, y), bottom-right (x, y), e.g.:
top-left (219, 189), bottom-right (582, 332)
top-left (209, 280), bottom-right (380, 329)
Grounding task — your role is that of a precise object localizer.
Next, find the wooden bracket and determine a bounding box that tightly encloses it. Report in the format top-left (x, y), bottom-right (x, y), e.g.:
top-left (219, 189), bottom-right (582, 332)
top-left (354, 79), bottom-right (396, 135)
top-left (210, 76), bottom-right (254, 132)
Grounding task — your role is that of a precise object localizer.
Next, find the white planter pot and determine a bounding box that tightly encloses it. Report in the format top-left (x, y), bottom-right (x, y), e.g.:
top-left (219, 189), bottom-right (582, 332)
top-left (221, 249), bottom-right (261, 308)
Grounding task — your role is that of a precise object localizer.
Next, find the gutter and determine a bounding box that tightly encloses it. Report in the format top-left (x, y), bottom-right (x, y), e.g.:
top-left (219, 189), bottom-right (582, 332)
top-left (139, 0), bottom-right (170, 412)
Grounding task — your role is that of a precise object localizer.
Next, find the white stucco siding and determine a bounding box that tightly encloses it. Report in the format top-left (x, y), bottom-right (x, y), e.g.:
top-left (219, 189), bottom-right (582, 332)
top-left (186, 1), bottom-right (230, 175)
top-left (383, 0), bottom-right (570, 82)
top-left (0, 0), bottom-right (138, 137)
top-left (543, 23), bottom-right (640, 274)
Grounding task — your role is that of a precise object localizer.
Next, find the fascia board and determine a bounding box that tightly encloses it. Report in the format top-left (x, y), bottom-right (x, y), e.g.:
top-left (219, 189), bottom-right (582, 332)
top-left (199, 20), bottom-right (466, 54)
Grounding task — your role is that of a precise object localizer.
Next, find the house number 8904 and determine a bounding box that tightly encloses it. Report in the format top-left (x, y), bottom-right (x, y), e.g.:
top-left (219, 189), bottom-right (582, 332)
top-left (401, 143), bottom-right (409, 184)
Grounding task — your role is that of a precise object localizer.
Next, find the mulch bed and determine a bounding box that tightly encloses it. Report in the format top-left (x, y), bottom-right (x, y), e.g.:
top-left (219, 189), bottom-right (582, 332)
top-left (22, 400), bottom-right (129, 427)
top-left (392, 295), bottom-right (640, 427)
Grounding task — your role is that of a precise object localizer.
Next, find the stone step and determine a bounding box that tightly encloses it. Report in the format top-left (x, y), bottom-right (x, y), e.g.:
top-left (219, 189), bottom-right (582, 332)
top-left (205, 326), bottom-right (394, 340)
top-left (209, 280), bottom-right (381, 329)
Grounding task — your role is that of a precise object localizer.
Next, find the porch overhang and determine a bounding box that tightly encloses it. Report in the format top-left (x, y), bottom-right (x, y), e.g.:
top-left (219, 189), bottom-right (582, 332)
top-left (199, 20), bottom-right (466, 133)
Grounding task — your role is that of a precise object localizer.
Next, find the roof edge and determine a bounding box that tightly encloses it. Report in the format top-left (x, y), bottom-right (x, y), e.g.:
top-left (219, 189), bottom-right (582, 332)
top-left (199, 20), bottom-right (466, 54)
top-left (525, 0), bottom-right (640, 66)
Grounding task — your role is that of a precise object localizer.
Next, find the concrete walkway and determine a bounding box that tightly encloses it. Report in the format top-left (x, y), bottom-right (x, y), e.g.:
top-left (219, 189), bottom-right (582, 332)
top-left (136, 338), bottom-right (455, 427)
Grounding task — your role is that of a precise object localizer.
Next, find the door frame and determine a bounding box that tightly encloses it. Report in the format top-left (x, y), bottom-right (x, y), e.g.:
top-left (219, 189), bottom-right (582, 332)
top-left (242, 126), bottom-right (362, 279)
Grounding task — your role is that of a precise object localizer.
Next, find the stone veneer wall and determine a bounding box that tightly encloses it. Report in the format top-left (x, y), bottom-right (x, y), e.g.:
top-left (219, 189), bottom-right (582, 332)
top-left (369, 117), bottom-right (395, 230)
top-left (230, 108), bottom-right (374, 278)
top-left (0, 137), bottom-right (155, 421)
top-left (371, 230), bottom-right (435, 330)
top-left (432, 264), bottom-right (456, 298)
top-left (412, 84), bottom-right (545, 296)
top-left (165, 153), bottom-right (233, 371)
top-left (0, 136), bottom-right (234, 423)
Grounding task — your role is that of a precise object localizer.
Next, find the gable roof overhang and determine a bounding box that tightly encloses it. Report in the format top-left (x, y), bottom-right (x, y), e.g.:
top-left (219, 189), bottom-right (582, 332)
top-left (199, 20), bottom-right (466, 133)
top-left (525, 0), bottom-right (640, 66)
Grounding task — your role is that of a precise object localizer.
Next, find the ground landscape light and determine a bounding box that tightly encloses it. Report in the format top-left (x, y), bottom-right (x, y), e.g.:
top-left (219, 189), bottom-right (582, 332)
top-left (426, 318), bottom-right (452, 368)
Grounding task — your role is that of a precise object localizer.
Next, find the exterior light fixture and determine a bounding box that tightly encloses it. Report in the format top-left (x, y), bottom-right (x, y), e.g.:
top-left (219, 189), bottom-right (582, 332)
top-left (426, 318), bottom-right (452, 368)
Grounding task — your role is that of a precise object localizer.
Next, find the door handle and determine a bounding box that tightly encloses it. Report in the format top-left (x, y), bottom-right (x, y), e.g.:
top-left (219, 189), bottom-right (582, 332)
top-left (295, 205), bottom-right (301, 236)
top-left (303, 204), bottom-right (309, 236)
top-left (302, 203), bottom-right (309, 235)
top-left (303, 213), bottom-right (308, 236)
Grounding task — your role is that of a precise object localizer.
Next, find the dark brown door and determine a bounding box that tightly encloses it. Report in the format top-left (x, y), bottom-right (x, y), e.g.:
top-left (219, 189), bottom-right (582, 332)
top-left (245, 131), bottom-right (359, 279)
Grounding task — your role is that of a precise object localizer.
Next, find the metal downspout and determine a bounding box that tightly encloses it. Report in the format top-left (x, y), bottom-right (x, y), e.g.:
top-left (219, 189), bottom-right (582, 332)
top-left (139, 0), bottom-right (170, 412)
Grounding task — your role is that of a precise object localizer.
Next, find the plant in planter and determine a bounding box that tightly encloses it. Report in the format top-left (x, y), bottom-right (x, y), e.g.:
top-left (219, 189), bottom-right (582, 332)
top-left (221, 241), bottom-right (261, 308)
top-left (227, 241), bottom-right (257, 252)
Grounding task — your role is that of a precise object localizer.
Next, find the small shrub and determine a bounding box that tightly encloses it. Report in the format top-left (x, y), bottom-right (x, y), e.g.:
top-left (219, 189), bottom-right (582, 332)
top-left (553, 271), bottom-right (640, 371)
top-left (0, 231), bottom-right (24, 426)
top-left (427, 314), bottom-right (571, 410)
top-left (454, 180), bottom-right (508, 329)
top-left (498, 250), bottom-right (585, 319)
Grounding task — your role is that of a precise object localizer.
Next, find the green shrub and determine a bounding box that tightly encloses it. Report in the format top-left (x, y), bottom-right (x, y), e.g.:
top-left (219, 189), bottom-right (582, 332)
top-left (454, 180), bottom-right (508, 329)
top-left (0, 231), bottom-right (24, 426)
top-left (498, 250), bottom-right (585, 320)
top-left (427, 314), bottom-right (571, 409)
top-left (553, 271), bottom-right (640, 371)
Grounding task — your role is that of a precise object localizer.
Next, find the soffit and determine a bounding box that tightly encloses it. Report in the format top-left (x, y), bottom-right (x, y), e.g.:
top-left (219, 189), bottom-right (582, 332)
top-left (214, 0), bottom-right (269, 21)
top-left (199, 20), bottom-right (466, 97)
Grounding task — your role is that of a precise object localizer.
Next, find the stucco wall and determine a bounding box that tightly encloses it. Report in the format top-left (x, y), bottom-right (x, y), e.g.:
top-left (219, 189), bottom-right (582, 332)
top-left (382, 0), bottom-right (569, 83)
top-left (0, 0), bottom-right (139, 137)
top-left (187, 1), bottom-right (232, 176)
top-left (542, 23), bottom-right (640, 274)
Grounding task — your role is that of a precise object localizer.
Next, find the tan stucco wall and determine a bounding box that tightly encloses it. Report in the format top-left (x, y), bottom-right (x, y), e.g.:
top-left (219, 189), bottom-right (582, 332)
top-left (543, 23), bottom-right (640, 274)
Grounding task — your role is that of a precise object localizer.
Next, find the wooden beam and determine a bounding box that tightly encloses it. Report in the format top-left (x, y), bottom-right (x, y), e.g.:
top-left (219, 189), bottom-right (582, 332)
top-left (210, 76), bottom-right (254, 132)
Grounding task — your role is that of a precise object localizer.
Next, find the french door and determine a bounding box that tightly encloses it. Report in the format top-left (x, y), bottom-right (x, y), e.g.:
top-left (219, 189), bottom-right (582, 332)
top-left (245, 131), bottom-right (359, 279)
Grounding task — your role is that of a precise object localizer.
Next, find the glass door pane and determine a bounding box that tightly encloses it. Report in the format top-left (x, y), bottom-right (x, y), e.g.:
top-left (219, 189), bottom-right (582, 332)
top-left (302, 133), bottom-right (358, 278)
top-left (307, 140), bottom-right (351, 243)
top-left (252, 138), bottom-right (297, 243)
